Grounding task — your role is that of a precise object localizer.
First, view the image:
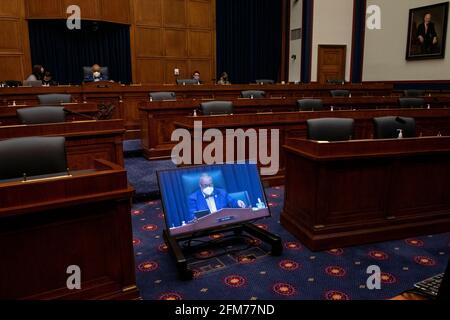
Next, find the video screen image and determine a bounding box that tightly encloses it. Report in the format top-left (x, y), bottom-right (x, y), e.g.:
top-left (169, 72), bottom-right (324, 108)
top-left (158, 164), bottom-right (270, 237)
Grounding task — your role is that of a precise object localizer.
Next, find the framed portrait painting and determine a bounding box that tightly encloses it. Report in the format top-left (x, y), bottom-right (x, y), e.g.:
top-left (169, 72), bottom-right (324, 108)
top-left (406, 2), bottom-right (449, 60)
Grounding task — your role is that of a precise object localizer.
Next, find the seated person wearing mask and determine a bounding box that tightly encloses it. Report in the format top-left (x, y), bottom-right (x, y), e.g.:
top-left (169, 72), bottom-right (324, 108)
top-left (192, 70), bottom-right (202, 84)
top-left (84, 64), bottom-right (109, 82)
top-left (26, 65), bottom-right (45, 82)
top-left (187, 173), bottom-right (246, 221)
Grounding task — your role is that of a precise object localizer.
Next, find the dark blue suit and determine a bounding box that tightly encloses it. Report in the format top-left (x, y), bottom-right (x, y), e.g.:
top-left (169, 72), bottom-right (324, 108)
top-left (187, 188), bottom-right (239, 222)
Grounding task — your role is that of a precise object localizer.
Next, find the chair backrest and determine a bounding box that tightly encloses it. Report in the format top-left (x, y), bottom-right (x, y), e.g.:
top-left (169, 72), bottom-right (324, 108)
top-left (0, 136), bottom-right (67, 181)
top-left (149, 92), bottom-right (176, 101)
top-left (229, 191), bottom-right (251, 208)
top-left (330, 90), bottom-right (350, 97)
top-left (297, 99), bottom-right (325, 111)
top-left (307, 118), bottom-right (354, 141)
top-left (373, 116), bottom-right (416, 139)
top-left (327, 79), bottom-right (345, 85)
top-left (404, 89), bottom-right (425, 97)
top-left (255, 79), bottom-right (275, 85)
top-left (83, 66), bottom-right (109, 79)
top-left (38, 94), bottom-right (72, 105)
top-left (399, 98), bottom-right (424, 108)
top-left (176, 79), bottom-right (199, 85)
top-left (201, 101), bottom-right (234, 116)
top-left (17, 107), bottom-right (66, 125)
top-left (241, 90), bottom-right (266, 99)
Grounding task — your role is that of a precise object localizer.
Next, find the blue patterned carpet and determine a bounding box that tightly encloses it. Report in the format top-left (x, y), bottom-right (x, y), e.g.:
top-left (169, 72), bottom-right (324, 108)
top-left (130, 186), bottom-right (450, 300)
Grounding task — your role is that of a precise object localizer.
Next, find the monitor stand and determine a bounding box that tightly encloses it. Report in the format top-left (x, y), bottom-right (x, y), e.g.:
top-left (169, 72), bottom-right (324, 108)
top-left (163, 223), bottom-right (283, 280)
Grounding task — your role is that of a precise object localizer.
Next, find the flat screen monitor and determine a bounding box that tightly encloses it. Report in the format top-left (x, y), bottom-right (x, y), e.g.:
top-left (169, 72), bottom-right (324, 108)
top-left (158, 164), bottom-right (271, 237)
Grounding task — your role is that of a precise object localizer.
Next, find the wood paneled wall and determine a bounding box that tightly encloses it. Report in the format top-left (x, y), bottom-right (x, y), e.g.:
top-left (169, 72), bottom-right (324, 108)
top-left (0, 0), bottom-right (216, 84)
top-left (0, 1), bottom-right (31, 81)
top-left (26, 0), bottom-right (130, 24)
top-left (131, 0), bottom-right (216, 84)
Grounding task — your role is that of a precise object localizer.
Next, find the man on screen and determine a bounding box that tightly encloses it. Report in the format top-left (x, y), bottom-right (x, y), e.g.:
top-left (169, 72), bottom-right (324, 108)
top-left (187, 173), bottom-right (246, 221)
top-left (417, 12), bottom-right (439, 54)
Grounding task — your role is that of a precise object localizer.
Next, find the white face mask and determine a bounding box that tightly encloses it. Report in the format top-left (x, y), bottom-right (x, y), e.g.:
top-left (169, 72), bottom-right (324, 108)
top-left (202, 187), bottom-right (214, 196)
top-left (93, 71), bottom-right (101, 78)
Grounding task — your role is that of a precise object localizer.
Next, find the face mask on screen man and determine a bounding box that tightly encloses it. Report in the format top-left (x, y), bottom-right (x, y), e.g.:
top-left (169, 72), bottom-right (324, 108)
top-left (171, 121), bottom-right (280, 176)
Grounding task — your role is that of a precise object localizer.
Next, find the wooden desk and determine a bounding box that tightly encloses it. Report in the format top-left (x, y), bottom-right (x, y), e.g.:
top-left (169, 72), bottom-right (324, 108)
top-left (0, 83), bottom-right (395, 138)
top-left (0, 102), bottom-right (100, 126)
top-left (140, 98), bottom-right (450, 159)
top-left (0, 120), bottom-right (125, 169)
top-left (173, 108), bottom-right (450, 185)
top-left (0, 160), bottom-right (139, 300)
top-left (281, 137), bottom-right (450, 251)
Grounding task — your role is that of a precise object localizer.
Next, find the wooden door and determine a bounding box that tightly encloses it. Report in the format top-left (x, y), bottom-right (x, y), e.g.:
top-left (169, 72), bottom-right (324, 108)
top-left (317, 45), bottom-right (346, 84)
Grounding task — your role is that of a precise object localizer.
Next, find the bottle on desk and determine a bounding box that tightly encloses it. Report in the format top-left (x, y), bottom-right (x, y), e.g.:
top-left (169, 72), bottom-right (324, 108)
top-left (397, 129), bottom-right (404, 139)
top-left (427, 104), bottom-right (431, 109)
top-left (193, 110), bottom-right (197, 117)
top-left (12, 101), bottom-right (16, 106)
top-left (250, 95), bottom-right (254, 99)
top-left (150, 96), bottom-right (153, 102)
top-left (330, 106), bottom-right (334, 111)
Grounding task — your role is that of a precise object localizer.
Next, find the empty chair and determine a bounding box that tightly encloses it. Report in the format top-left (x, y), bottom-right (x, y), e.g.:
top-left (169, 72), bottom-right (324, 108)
top-left (330, 90), bottom-right (350, 97)
top-left (255, 79), bottom-right (275, 85)
top-left (176, 79), bottom-right (199, 85)
top-left (241, 90), bottom-right (266, 99)
top-left (373, 116), bottom-right (416, 139)
top-left (327, 79), bottom-right (345, 85)
top-left (297, 99), bottom-right (325, 111)
top-left (38, 94), bottom-right (72, 105)
top-left (149, 92), bottom-right (176, 101)
top-left (404, 89), bottom-right (425, 97)
top-left (0, 136), bottom-right (67, 181)
top-left (307, 118), bottom-right (354, 141)
top-left (201, 101), bottom-right (234, 116)
top-left (399, 98), bottom-right (424, 108)
top-left (17, 107), bottom-right (66, 124)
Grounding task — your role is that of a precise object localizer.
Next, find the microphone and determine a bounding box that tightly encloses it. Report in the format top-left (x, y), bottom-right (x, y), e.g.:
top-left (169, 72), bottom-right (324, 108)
top-left (63, 108), bottom-right (96, 120)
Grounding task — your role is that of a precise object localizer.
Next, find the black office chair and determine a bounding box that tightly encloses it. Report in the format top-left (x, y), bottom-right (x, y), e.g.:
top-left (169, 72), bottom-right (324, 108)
top-left (330, 90), bottom-right (350, 97)
top-left (404, 89), bottom-right (425, 97)
top-left (307, 118), bottom-right (354, 141)
top-left (38, 94), bottom-right (72, 105)
top-left (0, 136), bottom-right (68, 181)
top-left (399, 98), bottom-right (425, 108)
top-left (17, 107), bottom-right (66, 125)
top-left (176, 79), bottom-right (199, 85)
top-left (327, 79), bottom-right (345, 85)
top-left (255, 79), bottom-right (275, 85)
top-left (241, 90), bottom-right (266, 99)
top-left (149, 92), bottom-right (176, 101)
top-left (373, 116), bottom-right (416, 139)
top-left (297, 99), bottom-right (325, 111)
top-left (201, 101), bottom-right (234, 116)
top-left (83, 66), bottom-right (109, 80)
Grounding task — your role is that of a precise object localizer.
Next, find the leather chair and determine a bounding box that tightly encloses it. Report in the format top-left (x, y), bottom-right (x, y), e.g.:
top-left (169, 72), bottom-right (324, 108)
top-left (176, 79), bottom-right (200, 85)
top-left (201, 101), bottom-right (234, 116)
top-left (307, 118), bottom-right (354, 141)
top-left (330, 90), bottom-right (350, 97)
top-left (37, 94), bottom-right (72, 105)
top-left (399, 98), bottom-right (424, 108)
top-left (255, 79), bottom-right (275, 85)
top-left (149, 92), bottom-right (176, 101)
top-left (17, 107), bottom-right (66, 124)
top-left (327, 79), bottom-right (345, 85)
top-left (297, 99), bottom-right (325, 111)
top-left (373, 116), bottom-right (416, 139)
top-left (241, 90), bottom-right (266, 99)
top-left (404, 90), bottom-right (425, 97)
top-left (0, 136), bottom-right (67, 181)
